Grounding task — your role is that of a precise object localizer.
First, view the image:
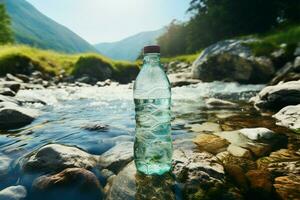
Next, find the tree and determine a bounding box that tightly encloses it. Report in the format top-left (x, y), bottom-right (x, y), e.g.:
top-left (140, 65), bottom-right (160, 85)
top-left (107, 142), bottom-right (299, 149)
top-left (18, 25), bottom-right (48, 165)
top-left (157, 20), bottom-right (188, 57)
top-left (0, 4), bottom-right (13, 44)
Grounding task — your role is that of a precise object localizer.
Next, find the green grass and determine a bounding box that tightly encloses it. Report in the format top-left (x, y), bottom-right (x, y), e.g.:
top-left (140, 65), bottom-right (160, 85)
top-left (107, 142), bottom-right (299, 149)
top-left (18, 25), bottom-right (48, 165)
top-left (161, 52), bottom-right (199, 64)
top-left (0, 44), bottom-right (139, 82)
top-left (245, 24), bottom-right (300, 56)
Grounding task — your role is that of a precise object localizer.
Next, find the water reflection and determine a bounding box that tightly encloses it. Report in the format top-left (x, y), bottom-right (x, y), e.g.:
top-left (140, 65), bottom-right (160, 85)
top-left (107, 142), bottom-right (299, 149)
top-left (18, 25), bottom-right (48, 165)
top-left (135, 172), bottom-right (176, 200)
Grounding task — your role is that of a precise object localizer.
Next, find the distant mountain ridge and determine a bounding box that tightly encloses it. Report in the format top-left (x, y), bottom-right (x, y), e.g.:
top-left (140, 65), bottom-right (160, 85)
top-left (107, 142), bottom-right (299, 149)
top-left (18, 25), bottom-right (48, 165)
top-left (1, 0), bottom-right (97, 53)
top-left (94, 28), bottom-right (166, 61)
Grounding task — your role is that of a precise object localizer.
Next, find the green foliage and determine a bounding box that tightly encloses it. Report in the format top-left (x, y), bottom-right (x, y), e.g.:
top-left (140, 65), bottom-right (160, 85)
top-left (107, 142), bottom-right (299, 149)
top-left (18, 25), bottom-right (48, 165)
top-left (0, 45), bottom-right (139, 80)
top-left (158, 0), bottom-right (300, 56)
top-left (157, 21), bottom-right (188, 57)
top-left (246, 24), bottom-right (300, 56)
top-left (161, 53), bottom-right (199, 64)
top-left (0, 4), bottom-right (13, 44)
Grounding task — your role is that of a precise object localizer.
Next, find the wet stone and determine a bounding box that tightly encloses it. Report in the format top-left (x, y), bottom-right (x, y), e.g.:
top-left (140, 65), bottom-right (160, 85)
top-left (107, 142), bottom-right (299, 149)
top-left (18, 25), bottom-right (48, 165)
top-left (32, 168), bottom-right (103, 200)
top-left (0, 185), bottom-right (27, 200)
top-left (193, 134), bottom-right (230, 154)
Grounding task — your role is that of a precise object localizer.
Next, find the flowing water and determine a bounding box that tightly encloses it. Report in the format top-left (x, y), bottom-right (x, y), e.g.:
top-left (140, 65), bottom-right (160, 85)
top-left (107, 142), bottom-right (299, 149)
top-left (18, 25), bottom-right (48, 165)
top-left (0, 81), bottom-right (269, 197)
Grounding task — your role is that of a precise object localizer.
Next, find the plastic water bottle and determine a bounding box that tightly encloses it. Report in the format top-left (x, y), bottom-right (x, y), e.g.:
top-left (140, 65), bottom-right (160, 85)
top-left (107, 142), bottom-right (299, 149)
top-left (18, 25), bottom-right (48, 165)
top-left (133, 45), bottom-right (172, 175)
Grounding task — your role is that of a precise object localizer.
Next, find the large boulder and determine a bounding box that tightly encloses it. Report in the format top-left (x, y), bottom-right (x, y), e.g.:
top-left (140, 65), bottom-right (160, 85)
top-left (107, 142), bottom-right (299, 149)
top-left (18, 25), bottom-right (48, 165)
top-left (0, 102), bottom-right (39, 130)
top-left (21, 144), bottom-right (99, 173)
top-left (250, 80), bottom-right (300, 110)
top-left (191, 40), bottom-right (275, 84)
top-left (32, 168), bottom-right (103, 200)
top-left (273, 104), bottom-right (300, 131)
top-left (0, 185), bottom-right (27, 200)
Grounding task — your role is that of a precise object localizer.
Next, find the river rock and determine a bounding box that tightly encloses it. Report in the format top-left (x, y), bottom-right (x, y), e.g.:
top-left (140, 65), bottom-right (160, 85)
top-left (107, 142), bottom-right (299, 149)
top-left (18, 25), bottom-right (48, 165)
top-left (214, 128), bottom-right (286, 158)
top-left (22, 144), bottom-right (99, 173)
top-left (100, 142), bottom-right (133, 173)
top-left (32, 168), bottom-right (103, 200)
top-left (0, 154), bottom-right (11, 176)
top-left (205, 98), bottom-right (238, 108)
top-left (188, 122), bottom-right (222, 133)
top-left (250, 80), bottom-right (300, 110)
top-left (173, 148), bottom-right (226, 199)
top-left (0, 185), bottom-right (27, 200)
top-left (82, 123), bottom-right (109, 132)
top-left (191, 39), bottom-right (274, 84)
top-left (0, 102), bottom-right (39, 130)
top-left (239, 127), bottom-right (276, 140)
top-left (227, 144), bottom-right (252, 159)
top-left (193, 134), bottom-right (229, 154)
top-left (5, 74), bottom-right (23, 83)
top-left (246, 169), bottom-right (273, 197)
top-left (270, 58), bottom-right (300, 85)
top-left (168, 73), bottom-right (200, 87)
top-left (0, 94), bottom-right (20, 105)
top-left (257, 149), bottom-right (300, 176)
top-left (273, 104), bottom-right (300, 131)
top-left (15, 74), bottom-right (30, 83)
top-left (274, 175), bottom-right (300, 200)
top-left (0, 88), bottom-right (15, 97)
top-left (0, 81), bottom-right (20, 93)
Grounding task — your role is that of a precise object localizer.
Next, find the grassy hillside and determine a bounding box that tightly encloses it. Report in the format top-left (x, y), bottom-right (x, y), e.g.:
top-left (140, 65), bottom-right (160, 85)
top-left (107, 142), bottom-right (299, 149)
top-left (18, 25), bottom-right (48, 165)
top-left (1, 0), bottom-right (97, 53)
top-left (0, 45), bottom-right (139, 82)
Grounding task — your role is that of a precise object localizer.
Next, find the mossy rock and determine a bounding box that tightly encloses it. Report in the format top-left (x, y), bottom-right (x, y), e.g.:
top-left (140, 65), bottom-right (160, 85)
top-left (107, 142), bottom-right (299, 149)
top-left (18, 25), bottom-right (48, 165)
top-left (72, 56), bottom-right (113, 81)
top-left (0, 53), bottom-right (39, 76)
top-left (112, 62), bottom-right (140, 84)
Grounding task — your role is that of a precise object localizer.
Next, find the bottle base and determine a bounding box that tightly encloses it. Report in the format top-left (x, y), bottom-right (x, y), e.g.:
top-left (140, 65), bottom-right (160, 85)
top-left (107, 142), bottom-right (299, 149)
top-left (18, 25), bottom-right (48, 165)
top-left (135, 162), bottom-right (172, 175)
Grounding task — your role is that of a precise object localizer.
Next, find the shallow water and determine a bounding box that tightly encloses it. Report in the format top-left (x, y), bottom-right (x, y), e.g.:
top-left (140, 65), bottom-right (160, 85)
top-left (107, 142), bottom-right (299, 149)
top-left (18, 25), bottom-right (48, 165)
top-left (0, 81), bottom-right (267, 196)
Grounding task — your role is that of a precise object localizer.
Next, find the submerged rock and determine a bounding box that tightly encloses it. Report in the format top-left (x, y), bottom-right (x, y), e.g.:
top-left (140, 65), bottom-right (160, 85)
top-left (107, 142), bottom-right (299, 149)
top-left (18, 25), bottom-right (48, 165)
top-left (257, 149), bottom-right (300, 176)
top-left (168, 73), bottom-right (200, 87)
top-left (246, 170), bottom-right (273, 197)
top-left (0, 185), bottom-right (27, 200)
top-left (188, 122), bottom-right (222, 133)
top-left (214, 128), bottom-right (287, 158)
top-left (0, 102), bottom-right (39, 130)
top-left (191, 39), bottom-right (274, 84)
top-left (106, 162), bottom-right (175, 200)
top-left (205, 98), bottom-right (238, 108)
top-left (0, 154), bottom-right (11, 176)
top-left (100, 142), bottom-right (133, 173)
top-left (193, 134), bottom-right (229, 154)
top-left (274, 175), bottom-right (300, 200)
top-left (250, 80), bottom-right (300, 110)
top-left (22, 144), bottom-right (99, 173)
top-left (273, 104), bottom-right (300, 131)
top-left (82, 123), bottom-right (109, 132)
top-left (32, 168), bottom-right (103, 200)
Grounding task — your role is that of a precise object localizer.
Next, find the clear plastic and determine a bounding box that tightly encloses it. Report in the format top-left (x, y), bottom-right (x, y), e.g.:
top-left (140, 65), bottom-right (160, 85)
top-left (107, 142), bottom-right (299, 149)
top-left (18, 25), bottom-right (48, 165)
top-left (133, 53), bottom-right (172, 175)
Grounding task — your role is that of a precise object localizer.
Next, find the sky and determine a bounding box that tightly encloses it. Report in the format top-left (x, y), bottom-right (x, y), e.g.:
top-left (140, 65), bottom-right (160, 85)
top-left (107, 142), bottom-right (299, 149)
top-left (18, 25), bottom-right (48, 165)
top-left (27, 0), bottom-right (191, 44)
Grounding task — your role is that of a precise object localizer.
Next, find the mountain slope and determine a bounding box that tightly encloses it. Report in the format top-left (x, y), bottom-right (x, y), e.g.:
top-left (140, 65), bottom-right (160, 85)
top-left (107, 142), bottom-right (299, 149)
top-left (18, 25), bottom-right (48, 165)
top-left (1, 0), bottom-right (97, 53)
top-left (94, 28), bottom-right (166, 61)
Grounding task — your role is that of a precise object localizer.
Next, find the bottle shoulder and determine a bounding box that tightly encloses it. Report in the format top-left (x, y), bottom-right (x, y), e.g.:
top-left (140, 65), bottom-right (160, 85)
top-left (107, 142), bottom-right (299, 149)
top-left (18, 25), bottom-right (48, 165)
top-left (133, 64), bottom-right (171, 99)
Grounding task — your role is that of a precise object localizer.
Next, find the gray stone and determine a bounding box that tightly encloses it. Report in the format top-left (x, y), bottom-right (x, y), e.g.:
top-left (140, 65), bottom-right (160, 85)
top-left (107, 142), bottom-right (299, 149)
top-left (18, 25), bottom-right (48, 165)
top-left (168, 73), bottom-right (200, 87)
top-left (0, 102), bottom-right (39, 130)
top-left (273, 104), bottom-right (300, 130)
top-left (191, 39), bottom-right (274, 84)
top-left (22, 144), bottom-right (99, 172)
top-left (100, 142), bottom-right (133, 173)
top-left (0, 185), bottom-right (27, 200)
top-left (239, 127), bottom-right (275, 140)
top-left (250, 80), bottom-right (300, 110)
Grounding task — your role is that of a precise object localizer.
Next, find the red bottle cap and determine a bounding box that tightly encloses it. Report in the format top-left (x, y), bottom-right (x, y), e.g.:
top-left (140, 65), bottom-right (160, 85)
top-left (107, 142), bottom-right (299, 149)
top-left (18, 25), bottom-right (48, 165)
top-left (143, 45), bottom-right (160, 54)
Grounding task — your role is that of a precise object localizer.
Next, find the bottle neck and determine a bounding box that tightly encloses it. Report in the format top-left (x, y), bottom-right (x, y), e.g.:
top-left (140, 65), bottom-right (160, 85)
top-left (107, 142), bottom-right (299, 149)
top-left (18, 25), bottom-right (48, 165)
top-left (143, 53), bottom-right (160, 66)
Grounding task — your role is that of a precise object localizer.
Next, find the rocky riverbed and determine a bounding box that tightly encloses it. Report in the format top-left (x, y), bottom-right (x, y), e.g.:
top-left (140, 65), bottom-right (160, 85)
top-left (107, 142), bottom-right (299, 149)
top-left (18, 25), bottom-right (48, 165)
top-left (0, 72), bottom-right (299, 200)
